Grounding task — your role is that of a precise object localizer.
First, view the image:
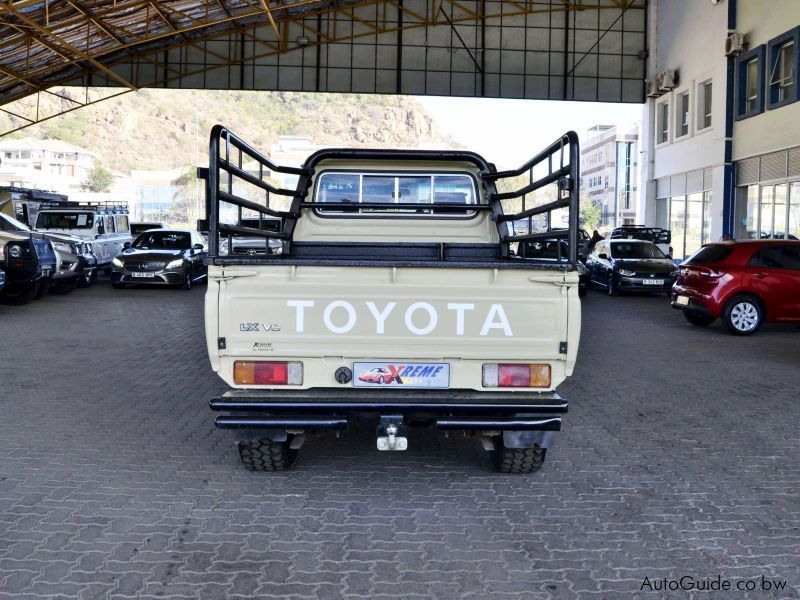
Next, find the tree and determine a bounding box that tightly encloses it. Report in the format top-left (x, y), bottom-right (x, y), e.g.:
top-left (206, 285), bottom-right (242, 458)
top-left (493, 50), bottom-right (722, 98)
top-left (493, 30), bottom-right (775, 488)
top-left (83, 165), bottom-right (115, 193)
top-left (580, 199), bottom-right (602, 232)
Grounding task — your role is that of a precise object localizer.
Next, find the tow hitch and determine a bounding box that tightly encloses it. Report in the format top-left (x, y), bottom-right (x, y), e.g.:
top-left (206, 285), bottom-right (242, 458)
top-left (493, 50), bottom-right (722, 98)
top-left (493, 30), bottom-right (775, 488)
top-left (377, 416), bottom-right (407, 451)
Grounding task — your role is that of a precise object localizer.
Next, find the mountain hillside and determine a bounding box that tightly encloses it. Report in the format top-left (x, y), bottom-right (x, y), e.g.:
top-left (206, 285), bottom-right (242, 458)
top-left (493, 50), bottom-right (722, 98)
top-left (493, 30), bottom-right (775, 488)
top-left (1, 89), bottom-right (453, 172)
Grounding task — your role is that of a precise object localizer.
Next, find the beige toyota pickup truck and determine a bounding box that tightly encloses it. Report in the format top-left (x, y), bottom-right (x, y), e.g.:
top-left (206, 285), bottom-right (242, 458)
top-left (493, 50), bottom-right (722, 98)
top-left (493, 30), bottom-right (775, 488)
top-left (202, 125), bottom-right (581, 473)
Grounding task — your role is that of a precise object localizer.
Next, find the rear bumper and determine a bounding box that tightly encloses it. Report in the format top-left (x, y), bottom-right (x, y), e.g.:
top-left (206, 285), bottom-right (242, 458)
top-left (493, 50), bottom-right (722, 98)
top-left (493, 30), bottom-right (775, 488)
top-left (670, 284), bottom-right (718, 317)
top-left (210, 388), bottom-right (568, 433)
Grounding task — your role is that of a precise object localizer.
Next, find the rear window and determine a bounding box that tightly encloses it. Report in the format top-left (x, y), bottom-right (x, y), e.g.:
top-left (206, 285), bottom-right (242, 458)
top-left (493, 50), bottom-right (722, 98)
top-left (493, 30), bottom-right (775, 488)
top-left (315, 172), bottom-right (476, 216)
top-left (686, 245), bottom-right (733, 264)
top-left (36, 212), bottom-right (94, 229)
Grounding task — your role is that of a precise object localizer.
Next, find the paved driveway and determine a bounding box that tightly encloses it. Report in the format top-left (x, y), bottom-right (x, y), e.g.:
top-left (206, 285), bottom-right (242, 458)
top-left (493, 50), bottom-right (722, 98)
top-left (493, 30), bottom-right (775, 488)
top-left (1, 283), bottom-right (798, 599)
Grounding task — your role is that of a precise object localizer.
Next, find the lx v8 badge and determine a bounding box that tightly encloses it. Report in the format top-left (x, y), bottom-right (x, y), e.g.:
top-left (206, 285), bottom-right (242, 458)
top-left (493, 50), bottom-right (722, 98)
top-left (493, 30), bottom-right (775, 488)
top-left (239, 322), bottom-right (281, 332)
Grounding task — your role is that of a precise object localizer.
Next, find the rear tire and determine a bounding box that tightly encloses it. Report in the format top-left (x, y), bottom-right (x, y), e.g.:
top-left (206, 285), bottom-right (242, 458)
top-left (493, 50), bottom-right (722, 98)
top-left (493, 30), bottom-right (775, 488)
top-left (494, 443), bottom-right (547, 474)
top-left (237, 438), bottom-right (297, 472)
top-left (683, 312), bottom-right (715, 327)
top-left (1, 282), bottom-right (38, 305)
top-left (722, 295), bottom-right (763, 336)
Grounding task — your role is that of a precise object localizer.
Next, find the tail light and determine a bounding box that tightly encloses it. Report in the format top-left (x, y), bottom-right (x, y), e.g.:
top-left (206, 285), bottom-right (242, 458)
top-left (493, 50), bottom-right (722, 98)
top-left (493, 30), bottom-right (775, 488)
top-left (482, 363), bottom-right (551, 388)
top-left (680, 266), bottom-right (722, 280)
top-left (234, 361), bottom-right (303, 385)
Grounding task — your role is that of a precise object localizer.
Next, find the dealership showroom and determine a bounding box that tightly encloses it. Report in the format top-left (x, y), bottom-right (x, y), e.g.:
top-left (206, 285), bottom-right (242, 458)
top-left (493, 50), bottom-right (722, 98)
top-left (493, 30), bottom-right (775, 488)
top-left (1, 0), bottom-right (799, 598)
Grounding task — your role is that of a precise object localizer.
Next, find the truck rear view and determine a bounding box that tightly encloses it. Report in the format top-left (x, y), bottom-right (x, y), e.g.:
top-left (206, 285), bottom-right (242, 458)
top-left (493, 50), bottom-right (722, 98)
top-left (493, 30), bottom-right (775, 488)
top-left (202, 125), bottom-right (581, 473)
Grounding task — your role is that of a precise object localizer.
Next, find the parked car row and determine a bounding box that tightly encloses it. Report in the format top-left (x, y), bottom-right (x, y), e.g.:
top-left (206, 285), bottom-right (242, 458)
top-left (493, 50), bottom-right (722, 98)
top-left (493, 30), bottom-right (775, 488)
top-left (513, 222), bottom-right (800, 337)
top-left (1, 198), bottom-right (209, 304)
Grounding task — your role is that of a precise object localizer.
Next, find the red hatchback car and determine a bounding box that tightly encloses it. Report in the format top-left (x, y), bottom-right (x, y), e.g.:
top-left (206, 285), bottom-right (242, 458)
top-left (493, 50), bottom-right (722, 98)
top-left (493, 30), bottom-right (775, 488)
top-left (671, 240), bottom-right (800, 335)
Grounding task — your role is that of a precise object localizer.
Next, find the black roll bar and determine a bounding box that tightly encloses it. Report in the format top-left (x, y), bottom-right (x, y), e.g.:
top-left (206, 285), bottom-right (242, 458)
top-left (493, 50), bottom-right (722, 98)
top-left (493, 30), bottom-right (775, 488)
top-left (203, 125), bottom-right (580, 265)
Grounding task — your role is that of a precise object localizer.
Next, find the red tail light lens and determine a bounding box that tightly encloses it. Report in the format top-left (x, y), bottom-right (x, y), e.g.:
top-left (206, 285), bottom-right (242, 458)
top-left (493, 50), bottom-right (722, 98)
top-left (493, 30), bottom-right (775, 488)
top-left (483, 363), bottom-right (551, 388)
top-left (681, 266), bottom-right (722, 279)
top-left (234, 361), bottom-right (302, 385)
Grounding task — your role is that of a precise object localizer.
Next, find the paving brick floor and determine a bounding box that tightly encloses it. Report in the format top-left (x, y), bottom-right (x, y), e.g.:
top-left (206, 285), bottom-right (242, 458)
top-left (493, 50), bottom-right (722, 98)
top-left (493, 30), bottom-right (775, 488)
top-left (1, 281), bottom-right (799, 599)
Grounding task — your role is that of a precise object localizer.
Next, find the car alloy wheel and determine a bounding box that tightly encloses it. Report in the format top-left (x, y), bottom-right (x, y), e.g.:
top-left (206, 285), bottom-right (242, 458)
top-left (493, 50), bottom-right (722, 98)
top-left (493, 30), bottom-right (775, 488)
top-left (729, 301), bottom-right (759, 333)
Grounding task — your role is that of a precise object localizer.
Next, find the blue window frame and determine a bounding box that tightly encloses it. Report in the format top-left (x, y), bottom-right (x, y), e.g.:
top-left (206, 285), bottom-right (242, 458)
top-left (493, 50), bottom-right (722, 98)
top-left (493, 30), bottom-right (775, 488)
top-left (766, 28), bottom-right (799, 110)
top-left (735, 45), bottom-right (765, 120)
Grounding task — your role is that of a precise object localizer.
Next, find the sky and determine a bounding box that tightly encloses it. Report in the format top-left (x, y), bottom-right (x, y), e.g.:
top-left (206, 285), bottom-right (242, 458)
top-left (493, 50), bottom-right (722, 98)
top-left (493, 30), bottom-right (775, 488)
top-left (415, 96), bottom-right (643, 169)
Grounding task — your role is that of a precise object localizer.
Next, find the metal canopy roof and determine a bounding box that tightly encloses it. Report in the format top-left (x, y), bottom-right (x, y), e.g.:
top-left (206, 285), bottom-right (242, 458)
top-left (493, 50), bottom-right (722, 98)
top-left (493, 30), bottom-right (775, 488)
top-left (0, 0), bottom-right (646, 133)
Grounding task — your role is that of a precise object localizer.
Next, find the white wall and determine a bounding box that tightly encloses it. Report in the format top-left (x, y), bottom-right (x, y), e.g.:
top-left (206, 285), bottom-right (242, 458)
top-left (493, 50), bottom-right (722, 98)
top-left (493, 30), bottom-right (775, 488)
top-left (732, 0), bottom-right (800, 160)
top-left (649, 0), bottom-right (728, 180)
top-left (639, 0), bottom-right (729, 243)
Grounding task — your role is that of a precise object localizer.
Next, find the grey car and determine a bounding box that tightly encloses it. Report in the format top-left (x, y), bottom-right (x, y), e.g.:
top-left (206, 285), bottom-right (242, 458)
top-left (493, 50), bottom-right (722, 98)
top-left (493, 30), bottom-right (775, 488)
top-left (111, 229), bottom-right (207, 290)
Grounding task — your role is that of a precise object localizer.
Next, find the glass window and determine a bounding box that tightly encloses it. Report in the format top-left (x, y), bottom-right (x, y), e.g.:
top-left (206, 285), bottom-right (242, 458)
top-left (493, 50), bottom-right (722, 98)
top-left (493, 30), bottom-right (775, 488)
top-left (759, 185), bottom-right (774, 238)
top-left (748, 245), bottom-right (800, 269)
top-left (134, 231), bottom-right (191, 250)
top-left (789, 182), bottom-right (800, 240)
top-left (0, 212), bottom-right (30, 232)
top-left (770, 41), bottom-right (795, 103)
top-left (773, 184), bottom-right (788, 238)
top-left (676, 92), bottom-right (690, 137)
top-left (105, 214), bottom-right (116, 233)
top-left (687, 245), bottom-right (733, 264)
top-left (670, 195), bottom-right (687, 259)
top-left (701, 81), bottom-right (712, 129)
top-left (317, 173), bottom-right (360, 204)
top-left (701, 191), bottom-right (712, 244)
top-left (685, 193), bottom-right (703, 257)
top-left (658, 102), bottom-right (669, 144)
top-left (115, 215), bottom-right (129, 232)
top-left (35, 211), bottom-right (94, 229)
top-left (746, 58), bottom-right (760, 113)
top-left (362, 175), bottom-right (396, 204)
top-left (609, 242), bottom-right (666, 259)
top-left (96, 216), bottom-right (105, 235)
top-left (315, 172), bottom-right (475, 216)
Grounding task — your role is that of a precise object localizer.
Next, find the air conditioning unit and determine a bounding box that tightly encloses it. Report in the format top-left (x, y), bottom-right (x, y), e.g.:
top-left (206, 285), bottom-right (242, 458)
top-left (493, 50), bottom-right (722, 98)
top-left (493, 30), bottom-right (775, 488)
top-left (658, 69), bottom-right (678, 91)
top-left (725, 32), bottom-right (746, 56)
top-left (646, 79), bottom-right (662, 97)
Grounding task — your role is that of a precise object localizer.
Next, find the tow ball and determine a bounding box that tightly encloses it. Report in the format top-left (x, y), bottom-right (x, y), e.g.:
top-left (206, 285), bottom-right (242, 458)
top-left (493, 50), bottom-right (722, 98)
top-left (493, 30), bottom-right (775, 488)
top-left (376, 416), bottom-right (408, 451)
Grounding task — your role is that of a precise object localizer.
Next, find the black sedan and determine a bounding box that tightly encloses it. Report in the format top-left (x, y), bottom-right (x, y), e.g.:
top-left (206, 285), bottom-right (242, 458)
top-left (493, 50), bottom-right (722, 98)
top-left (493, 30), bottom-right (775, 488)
top-left (585, 239), bottom-right (678, 296)
top-left (111, 229), bottom-right (207, 290)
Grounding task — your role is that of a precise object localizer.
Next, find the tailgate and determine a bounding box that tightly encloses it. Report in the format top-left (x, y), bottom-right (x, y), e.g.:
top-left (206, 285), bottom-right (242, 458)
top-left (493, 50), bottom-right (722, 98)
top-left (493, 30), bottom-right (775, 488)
top-left (207, 264), bottom-right (580, 391)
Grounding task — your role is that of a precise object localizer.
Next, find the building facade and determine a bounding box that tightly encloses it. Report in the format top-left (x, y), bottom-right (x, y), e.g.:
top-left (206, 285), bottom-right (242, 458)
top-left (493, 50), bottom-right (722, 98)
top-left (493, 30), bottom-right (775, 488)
top-left (641, 0), bottom-right (800, 259)
top-left (0, 138), bottom-right (96, 195)
top-left (581, 123), bottom-right (640, 231)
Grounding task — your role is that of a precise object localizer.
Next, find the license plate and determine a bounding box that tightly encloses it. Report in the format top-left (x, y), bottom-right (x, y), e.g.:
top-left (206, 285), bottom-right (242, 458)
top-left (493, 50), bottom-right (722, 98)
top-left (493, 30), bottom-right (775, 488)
top-left (642, 279), bottom-right (664, 285)
top-left (353, 362), bottom-right (450, 388)
top-left (676, 295), bottom-right (689, 306)
top-left (131, 272), bottom-right (156, 278)
top-left (42, 268), bottom-right (51, 277)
